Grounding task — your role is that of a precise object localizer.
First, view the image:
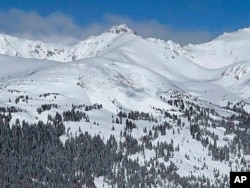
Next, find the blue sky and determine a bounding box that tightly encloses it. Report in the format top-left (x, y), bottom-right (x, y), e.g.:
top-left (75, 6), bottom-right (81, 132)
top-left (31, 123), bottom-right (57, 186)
top-left (0, 0), bottom-right (249, 44)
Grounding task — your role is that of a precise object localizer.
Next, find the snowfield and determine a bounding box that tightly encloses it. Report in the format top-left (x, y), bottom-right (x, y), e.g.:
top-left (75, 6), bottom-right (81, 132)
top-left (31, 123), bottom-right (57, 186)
top-left (1, 24), bottom-right (250, 187)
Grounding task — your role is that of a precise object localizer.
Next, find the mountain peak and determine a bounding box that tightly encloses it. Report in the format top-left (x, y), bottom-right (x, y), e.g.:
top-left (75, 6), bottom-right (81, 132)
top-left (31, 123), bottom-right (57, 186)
top-left (107, 24), bottom-right (136, 35)
top-left (216, 27), bottom-right (250, 41)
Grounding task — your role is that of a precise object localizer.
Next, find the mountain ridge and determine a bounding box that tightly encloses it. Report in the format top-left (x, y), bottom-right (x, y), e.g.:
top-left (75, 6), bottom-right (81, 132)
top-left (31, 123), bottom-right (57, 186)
top-left (1, 24), bottom-right (250, 71)
top-left (0, 24), bottom-right (137, 62)
top-left (184, 27), bottom-right (250, 69)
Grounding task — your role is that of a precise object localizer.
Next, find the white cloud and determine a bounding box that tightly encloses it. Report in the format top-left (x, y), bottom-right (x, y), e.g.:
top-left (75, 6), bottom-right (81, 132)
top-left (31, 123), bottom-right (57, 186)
top-left (0, 9), bottom-right (107, 44)
top-left (0, 9), bottom-right (213, 45)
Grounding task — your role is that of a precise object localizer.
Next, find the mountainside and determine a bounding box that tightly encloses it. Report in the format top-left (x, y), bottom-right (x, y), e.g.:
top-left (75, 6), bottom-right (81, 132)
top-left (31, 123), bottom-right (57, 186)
top-left (184, 28), bottom-right (250, 69)
top-left (1, 25), bottom-right (250, 187)
top-left (0, 24), bottom-right (136, 62)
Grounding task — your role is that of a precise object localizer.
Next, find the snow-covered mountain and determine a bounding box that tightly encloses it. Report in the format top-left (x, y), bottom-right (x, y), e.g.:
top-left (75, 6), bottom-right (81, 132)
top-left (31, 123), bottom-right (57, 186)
top-left (1, 24), bottom-right (250, 187)
top-left (0, 24), bottom-right (136, 61)
top-left (1, 24), bottom-right (250, 70)
top-left (183, 28), bottom-right (250, 69)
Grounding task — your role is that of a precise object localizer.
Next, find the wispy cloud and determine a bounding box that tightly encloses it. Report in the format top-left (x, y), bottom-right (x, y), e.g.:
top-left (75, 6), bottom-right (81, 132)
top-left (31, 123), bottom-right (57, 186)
top-left (0, 9), bottom-right (106, 44)
top-left (0, 9), bottom-right (213, 45)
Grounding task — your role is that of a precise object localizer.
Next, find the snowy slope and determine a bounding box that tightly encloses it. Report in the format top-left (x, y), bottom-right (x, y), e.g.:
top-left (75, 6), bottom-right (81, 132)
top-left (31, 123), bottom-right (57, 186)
top-left (0, 54), bottom-right (248, 187)
top-left (184, 28), bottom-right (250, 69)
